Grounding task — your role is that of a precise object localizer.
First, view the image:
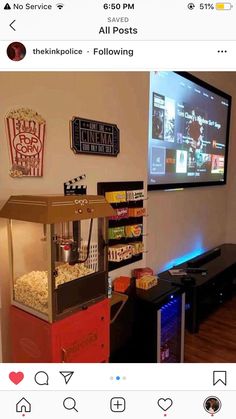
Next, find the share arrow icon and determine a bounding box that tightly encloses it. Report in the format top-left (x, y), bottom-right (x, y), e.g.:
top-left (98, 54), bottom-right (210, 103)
top-left (59, 371), bottom-right (74, 384)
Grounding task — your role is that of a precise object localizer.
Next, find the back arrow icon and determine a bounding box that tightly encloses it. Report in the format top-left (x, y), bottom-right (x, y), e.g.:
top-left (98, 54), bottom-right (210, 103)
top-left (10, 20), bottom-right (16, 31)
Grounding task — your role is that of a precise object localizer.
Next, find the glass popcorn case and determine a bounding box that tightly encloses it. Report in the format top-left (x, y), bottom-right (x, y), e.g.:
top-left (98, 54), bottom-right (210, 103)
top-left (0, 195), bottom-right (115, 323)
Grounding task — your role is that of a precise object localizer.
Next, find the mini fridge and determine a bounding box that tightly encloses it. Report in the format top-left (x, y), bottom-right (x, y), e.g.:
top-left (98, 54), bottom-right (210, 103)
top-left (132, 280), bottom-right (185, 363)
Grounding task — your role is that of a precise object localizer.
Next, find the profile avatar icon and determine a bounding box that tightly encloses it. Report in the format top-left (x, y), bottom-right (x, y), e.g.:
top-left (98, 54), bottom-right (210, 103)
top-left (204, 396), bottom-right (221, 415)
top-left (7, 42), bottom-right (26, 61)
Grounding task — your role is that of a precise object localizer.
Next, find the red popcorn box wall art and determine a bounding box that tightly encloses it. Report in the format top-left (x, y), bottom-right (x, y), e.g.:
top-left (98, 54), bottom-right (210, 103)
top-left (5, 108), bottom-right (46, 177)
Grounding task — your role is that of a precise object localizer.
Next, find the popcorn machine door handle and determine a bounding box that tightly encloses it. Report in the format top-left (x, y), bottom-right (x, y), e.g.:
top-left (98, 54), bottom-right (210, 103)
top-left (61, 347), bottom-right (68, 363)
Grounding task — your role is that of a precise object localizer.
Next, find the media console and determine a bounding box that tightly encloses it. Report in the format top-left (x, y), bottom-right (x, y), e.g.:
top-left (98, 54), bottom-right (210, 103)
top-left (160, 244), bottom-right (236, 333)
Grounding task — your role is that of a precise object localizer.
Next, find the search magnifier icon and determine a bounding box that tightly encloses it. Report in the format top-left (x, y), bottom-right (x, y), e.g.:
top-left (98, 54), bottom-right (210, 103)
top-left (63, 397), bottom-right (78, 413)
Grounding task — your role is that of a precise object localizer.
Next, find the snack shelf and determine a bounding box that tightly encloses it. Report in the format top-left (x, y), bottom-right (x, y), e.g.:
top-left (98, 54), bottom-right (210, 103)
top-left (97, 181), bottom-right (144, 272)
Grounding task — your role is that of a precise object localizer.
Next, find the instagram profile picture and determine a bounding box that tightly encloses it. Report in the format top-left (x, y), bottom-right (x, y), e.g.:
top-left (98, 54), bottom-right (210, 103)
top-left (7, 42), bottom-right (26, 61)
top-left (203, 396), bottom-right (221, 415)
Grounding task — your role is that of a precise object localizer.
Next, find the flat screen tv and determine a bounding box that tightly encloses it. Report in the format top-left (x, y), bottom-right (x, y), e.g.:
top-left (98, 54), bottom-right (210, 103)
top-left (148, 72), bottom-right (231, 190)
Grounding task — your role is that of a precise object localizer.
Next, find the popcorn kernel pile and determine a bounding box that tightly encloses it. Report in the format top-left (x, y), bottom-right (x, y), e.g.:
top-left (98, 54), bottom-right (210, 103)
top-left (14, 263), bottom-right (94, 314)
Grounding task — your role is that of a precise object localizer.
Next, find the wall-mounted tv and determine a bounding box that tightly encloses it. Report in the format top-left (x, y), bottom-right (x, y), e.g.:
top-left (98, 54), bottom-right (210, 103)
top-left (148, 72), bottom-right (231, 190)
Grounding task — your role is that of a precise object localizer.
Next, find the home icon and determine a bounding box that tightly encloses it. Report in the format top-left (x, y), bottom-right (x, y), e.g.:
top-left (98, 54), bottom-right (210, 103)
top-left (16, 398), bottom-right (31, 413)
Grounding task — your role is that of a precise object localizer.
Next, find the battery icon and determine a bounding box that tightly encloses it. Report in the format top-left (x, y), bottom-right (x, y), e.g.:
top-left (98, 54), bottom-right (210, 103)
top-left (215, 2), bottom-right (233, 9)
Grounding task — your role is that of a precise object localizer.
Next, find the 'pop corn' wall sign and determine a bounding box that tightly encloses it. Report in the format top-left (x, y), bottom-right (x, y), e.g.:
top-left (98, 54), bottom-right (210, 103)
top-left (5, 108), bottom-right (46, 177)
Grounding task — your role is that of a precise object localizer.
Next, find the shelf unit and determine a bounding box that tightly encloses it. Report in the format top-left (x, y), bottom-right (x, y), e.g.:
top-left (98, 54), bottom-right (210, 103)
top-left (97, 181), bottom-right (144, 272)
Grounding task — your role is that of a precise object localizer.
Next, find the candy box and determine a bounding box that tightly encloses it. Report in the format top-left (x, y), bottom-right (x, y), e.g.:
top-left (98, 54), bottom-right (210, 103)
top-left (108, 244), bottom-right (133, 262)
top-left (105, 191), bottom-right (126, 203)
top-left (128, 207), bottom-right (146, 217)
top-left (136, 275), bottom-right (158, 290)
top-left (129, 241), bottom-right (144, 255)
top-left (109, 207), bottom-right (129, 221)
top-left (113, 276), bottom-right (131, 293)
top-left (125, 224), bottom-right (142, 238)
top-left (108, 226), bottom-right (125, 240)
top-left (126, 189), bottom-right (145, 201)
top-left (132, 267), bottom-right (154, 279)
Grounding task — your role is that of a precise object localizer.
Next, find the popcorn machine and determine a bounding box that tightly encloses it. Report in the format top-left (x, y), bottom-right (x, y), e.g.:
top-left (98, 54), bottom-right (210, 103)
top-left (0, 195), bottom-right (115, 362)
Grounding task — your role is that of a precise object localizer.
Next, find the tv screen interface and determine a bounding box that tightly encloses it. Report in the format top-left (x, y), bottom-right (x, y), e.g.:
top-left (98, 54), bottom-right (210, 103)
top-left (148, 72), bottom-right (231, 189)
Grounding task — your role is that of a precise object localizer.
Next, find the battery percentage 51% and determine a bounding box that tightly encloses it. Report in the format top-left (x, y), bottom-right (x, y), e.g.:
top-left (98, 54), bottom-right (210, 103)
top-left (199, 3), bottom-right (215, 9)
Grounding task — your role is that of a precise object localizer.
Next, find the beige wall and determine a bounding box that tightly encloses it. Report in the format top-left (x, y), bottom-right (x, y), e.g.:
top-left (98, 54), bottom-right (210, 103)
top-left (0, 72), bottom-right (149, 198)
top-left (0, 71), bottom-right (235, 361)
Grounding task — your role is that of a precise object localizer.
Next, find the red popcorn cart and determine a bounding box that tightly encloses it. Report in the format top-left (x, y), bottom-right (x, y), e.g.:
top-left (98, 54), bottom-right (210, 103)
top-left (0, 194), bottom-right (115, 362)
top-left (5, 108), bottom-right (46, 177)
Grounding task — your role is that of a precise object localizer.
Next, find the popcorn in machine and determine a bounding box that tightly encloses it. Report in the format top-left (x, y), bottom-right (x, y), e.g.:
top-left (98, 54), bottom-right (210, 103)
top-left (0, 195), bottom-right (115, 362)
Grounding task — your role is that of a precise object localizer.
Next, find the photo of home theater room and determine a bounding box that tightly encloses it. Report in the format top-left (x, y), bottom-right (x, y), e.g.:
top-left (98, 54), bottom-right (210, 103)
top-left (0, 71), bottom-right (235, 363)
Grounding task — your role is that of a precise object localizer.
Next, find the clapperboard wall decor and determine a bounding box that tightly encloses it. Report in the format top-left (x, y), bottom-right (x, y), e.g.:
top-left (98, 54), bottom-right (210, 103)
top-left (64, 175), bottom-right (87, 196)
top-left (71, 116), bottom-right (120, 157)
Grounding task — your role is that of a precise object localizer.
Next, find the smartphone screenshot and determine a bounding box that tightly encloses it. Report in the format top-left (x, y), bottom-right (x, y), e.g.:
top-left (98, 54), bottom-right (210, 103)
top-left (0, 0), bottom-right (235, 417)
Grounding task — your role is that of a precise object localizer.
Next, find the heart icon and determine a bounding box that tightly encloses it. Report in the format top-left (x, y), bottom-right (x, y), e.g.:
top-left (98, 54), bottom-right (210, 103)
top-left (157, 398), bottom-right (173, 411)
top-left (9, 371), bottom-right (24, 385)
